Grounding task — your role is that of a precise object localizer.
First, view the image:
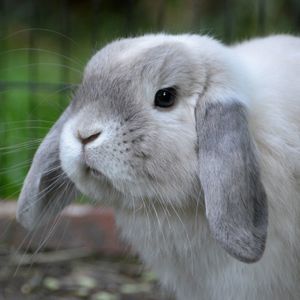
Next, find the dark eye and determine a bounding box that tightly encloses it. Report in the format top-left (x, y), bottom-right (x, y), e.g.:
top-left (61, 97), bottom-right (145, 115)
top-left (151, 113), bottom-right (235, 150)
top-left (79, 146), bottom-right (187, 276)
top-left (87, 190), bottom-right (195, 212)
top-left (154, 87), bottom-right (176, 108)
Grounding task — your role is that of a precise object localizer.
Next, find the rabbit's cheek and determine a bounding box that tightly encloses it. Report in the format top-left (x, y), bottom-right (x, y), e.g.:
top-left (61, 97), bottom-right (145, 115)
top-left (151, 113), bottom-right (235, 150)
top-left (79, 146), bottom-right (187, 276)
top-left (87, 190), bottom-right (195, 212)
top-left (86, 147), bottom-right (134, 182)
top-left (60, 118), bottom-right (138, 185)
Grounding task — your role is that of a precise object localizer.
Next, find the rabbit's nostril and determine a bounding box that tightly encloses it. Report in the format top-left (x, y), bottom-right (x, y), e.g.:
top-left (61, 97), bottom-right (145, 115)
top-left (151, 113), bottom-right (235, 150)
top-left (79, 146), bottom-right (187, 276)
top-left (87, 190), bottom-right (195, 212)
top-left (79, 131), bottom-right (101, 145)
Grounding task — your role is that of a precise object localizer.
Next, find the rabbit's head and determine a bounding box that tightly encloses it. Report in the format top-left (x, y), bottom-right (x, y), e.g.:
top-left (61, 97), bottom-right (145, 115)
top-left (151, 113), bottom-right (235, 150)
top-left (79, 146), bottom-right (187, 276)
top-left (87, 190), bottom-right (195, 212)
top-left (17, 34), bottom-right (268, 263)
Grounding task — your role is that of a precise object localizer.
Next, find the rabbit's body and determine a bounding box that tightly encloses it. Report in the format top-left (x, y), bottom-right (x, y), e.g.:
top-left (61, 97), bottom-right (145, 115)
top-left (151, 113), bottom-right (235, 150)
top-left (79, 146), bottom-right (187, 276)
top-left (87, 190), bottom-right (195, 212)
top-left (17, 34), bottom-right (300, 299)
top-left (117, 207), bottom-right (300, 300)
top-left (118, 36), bottom-right (300, 299)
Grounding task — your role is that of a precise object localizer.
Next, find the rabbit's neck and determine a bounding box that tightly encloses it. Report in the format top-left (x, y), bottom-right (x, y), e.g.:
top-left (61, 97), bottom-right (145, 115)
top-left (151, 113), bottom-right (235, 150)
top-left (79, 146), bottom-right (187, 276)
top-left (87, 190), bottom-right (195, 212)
top-left (115, 205), bottom-right (229, 295)
top-left (113, 194), bottom-right (299, 300)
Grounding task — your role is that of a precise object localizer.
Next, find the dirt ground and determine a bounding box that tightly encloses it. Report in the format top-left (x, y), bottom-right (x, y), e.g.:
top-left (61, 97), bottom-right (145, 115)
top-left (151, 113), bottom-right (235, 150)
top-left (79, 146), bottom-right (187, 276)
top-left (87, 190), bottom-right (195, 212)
top-left (0, 246), bottom-right (174, 300)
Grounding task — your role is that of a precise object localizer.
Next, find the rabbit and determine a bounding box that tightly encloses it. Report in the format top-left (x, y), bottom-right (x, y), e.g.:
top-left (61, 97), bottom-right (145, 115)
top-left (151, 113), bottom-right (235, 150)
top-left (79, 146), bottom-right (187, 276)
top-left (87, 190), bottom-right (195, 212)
top-left (17, 33), bottom-right (300, 300)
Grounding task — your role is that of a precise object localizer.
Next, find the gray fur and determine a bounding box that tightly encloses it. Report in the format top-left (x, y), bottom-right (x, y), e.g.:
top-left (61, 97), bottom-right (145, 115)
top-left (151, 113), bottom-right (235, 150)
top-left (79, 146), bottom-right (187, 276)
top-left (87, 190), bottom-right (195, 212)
top-left (16, 33), bottom-right (300, 300)
top-left (16, 107), bottom-right (77, 230)
top-left (64, 42), bottom-right (203, 205)
top-left (196, 101), bottom-right (268, 262)
top-left (17, 40), bottom-right (203, 228)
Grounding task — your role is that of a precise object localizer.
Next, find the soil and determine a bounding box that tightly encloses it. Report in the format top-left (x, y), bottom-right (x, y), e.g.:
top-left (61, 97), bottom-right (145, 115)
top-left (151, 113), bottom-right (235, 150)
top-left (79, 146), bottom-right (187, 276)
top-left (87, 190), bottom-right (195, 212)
top-left (0, 246), bottom-right (174, 300)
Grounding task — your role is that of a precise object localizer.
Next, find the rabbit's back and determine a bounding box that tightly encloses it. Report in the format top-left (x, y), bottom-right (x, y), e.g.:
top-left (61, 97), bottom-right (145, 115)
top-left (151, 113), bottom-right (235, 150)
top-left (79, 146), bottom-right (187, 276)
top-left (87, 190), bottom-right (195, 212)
top-left (234, 35), bottom-right (300, 184)
top-left (233, 35), bottom-right (300, 119)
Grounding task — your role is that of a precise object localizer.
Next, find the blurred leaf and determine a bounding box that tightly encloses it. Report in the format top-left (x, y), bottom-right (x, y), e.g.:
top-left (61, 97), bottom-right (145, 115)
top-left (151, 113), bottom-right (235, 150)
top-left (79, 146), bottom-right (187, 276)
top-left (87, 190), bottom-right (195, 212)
top-left (75, 287), bottom-right (90, 297)
top-left (43, 277), bottom-right (60, 290)
top-left (120, 283), bottom-right (140, 294)
top-left (142, 271), bottom-right (157, 282)
top-left (92, 291), bottom-right (118, 300)
top-left (77, 275), bottom-right (97, 289)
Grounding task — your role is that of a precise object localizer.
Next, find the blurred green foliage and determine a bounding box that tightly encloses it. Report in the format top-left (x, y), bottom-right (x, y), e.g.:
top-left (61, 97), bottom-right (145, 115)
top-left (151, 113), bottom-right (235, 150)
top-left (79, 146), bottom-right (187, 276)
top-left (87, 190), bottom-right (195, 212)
top-left (0, 0), bottom-right (299, 198)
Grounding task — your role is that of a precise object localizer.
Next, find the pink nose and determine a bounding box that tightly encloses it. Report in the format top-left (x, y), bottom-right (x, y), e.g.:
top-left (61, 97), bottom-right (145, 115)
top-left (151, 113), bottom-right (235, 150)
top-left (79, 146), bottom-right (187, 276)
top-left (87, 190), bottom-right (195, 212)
top-left (78, 131), bottom-right (101, 145)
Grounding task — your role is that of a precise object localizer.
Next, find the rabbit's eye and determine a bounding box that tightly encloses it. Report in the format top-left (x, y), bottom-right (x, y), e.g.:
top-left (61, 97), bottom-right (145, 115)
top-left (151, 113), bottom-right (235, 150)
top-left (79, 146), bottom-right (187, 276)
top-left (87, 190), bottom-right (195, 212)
top-left (154, 88), bottom-right (176, 108)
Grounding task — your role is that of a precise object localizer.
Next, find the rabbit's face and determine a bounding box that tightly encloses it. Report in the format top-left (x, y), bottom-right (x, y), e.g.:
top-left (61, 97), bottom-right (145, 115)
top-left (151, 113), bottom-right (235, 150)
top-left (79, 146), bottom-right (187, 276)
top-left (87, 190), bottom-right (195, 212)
top-left (60, 37), bottom-right (206, 206)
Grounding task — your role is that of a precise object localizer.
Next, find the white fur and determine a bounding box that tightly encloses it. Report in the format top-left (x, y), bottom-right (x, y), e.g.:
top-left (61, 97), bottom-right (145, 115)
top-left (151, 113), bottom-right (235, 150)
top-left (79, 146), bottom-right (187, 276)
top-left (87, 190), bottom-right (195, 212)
top-left (116, 35), bottom-right (300, 299)
top-left (60, 34), bottom-right (300, 299)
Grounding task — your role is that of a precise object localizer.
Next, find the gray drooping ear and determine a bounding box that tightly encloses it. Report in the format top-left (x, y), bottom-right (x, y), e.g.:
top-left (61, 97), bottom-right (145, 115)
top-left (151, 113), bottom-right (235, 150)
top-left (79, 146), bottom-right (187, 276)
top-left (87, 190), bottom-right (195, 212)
top-left (17, 106), bottom-right (77, 231)
top-left (196, 101), bottom-right (268, 263)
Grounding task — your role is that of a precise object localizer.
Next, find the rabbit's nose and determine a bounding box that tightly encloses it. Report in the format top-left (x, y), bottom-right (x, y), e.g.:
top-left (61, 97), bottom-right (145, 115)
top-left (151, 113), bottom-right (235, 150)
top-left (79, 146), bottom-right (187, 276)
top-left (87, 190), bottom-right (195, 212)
top-left (78, 131), bottom-right (101, 145)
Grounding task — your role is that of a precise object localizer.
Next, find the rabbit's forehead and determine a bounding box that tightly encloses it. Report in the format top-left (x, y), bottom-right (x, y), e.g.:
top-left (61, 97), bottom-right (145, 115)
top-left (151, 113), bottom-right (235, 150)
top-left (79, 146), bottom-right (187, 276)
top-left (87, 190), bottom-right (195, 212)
top-left (72, 36), bottom-right (205, 113)
top-left (85, 36), bottom-right (170, 73)
top-left (83, 38), bottom-right (195, 84)
top-left (80, 46), bottom-right (199, 98)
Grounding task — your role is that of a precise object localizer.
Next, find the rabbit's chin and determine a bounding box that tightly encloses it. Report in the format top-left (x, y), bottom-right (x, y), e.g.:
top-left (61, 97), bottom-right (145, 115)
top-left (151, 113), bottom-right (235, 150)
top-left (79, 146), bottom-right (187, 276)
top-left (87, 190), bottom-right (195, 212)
top-left (62, 158), bottom-right (199, 209)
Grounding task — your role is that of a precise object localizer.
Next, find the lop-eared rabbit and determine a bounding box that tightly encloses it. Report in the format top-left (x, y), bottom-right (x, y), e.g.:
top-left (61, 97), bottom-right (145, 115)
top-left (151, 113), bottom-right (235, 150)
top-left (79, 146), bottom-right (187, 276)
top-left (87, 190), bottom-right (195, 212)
top-left (17, 34), bottom-right (300, 300)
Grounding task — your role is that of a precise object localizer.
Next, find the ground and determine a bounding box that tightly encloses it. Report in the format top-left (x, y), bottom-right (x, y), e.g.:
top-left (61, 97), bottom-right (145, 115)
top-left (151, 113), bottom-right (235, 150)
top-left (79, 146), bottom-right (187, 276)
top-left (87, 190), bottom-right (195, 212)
top-left (0, 246), bottom-right (174, 300)
top-left (0, 203), bottom-right (174, 300)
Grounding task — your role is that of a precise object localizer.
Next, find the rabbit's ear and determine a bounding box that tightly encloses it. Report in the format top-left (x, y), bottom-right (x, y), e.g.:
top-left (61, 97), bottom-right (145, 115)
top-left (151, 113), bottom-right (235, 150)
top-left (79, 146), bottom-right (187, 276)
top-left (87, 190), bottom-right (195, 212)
top-left (17, 107), bottom-right (77, 231)
top-left (196, 100), bottom-right (268, 263)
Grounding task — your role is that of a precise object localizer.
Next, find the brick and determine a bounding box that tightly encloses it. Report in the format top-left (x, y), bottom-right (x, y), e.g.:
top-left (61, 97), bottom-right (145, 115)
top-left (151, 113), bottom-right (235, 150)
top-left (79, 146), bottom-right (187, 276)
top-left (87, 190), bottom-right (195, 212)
top-left (0, 201), bottom-right (128, 256)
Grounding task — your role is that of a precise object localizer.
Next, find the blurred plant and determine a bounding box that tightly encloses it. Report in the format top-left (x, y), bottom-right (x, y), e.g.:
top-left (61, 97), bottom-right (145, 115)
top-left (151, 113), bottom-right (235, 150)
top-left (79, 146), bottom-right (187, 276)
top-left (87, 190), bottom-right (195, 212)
top-left (0, 0), bottom-right (299, 199)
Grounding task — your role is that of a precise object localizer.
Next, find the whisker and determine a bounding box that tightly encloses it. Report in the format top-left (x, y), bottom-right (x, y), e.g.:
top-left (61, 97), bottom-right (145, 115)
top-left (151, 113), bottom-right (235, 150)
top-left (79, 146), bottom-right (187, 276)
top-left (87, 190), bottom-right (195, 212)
top-left (13, 175), bottom-right (70, 275)
top-left (0, 120), bottom-right (54, 126)
top-left (0, 126), bottom-right (54, 133)
top-left (0, 28), bottom-right (80, 48)
top-left (0, 160), bottom-right (33, 175)
top-left (15, 170), bottom-right (64, 216)
top-left (0, 63), bottom-right (82, 75)
top-left (13, 198), bottom-right (54, 275)
top-left (0, 48), bottom-right (84, 67)
top-left (27, 181), bottom-right (74, 270)
top-left (32, 194), bottom-right (66, 257)
top-left (0, 180), bottom-right (24, 193)
top-left (0, 140), bottom-right (42, 151)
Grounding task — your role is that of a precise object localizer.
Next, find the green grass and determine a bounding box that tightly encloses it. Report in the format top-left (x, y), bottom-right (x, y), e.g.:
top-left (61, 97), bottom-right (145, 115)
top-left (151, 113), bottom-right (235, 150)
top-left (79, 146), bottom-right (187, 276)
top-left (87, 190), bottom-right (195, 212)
top-left (0, 0), bottom-right (299, 199)
top-left (0, 40), bottom-right (89, 198)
